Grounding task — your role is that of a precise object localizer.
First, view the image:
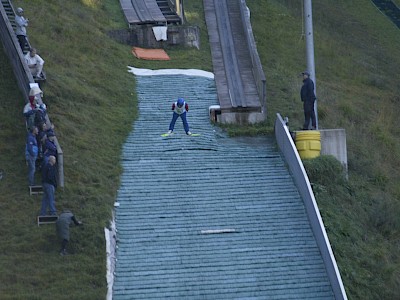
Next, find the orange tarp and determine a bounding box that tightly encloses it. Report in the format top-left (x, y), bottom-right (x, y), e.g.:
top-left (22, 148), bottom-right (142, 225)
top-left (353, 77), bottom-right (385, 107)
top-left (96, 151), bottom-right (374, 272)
top-left (131, 47), bottom-right (170, 61)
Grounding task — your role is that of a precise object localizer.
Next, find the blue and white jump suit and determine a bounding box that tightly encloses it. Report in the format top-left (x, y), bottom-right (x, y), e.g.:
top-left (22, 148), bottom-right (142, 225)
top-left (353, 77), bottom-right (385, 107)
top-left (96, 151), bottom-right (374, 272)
top-left (169, 100), bottom-right (190, 134)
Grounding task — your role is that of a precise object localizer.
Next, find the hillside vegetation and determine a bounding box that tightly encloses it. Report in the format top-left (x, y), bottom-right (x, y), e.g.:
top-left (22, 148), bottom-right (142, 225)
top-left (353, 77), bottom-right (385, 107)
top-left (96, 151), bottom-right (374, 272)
top-left (0, 0), bottom-right (209, 299)
top-left (247, 1), bottom-right (400, 299)
top-left (0, 0), bottom-right (399, 299)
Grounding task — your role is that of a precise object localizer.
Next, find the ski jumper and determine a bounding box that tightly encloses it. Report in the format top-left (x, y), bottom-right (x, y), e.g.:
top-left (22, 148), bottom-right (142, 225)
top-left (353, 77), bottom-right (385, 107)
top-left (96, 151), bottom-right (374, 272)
top-left (169, 99), bottom-right (190, 134)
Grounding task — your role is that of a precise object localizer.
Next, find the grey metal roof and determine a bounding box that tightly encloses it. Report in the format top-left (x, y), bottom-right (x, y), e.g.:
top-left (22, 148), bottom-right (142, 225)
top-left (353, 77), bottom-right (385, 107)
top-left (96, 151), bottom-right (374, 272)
top-left (112, 73), bottom-right (334, 299)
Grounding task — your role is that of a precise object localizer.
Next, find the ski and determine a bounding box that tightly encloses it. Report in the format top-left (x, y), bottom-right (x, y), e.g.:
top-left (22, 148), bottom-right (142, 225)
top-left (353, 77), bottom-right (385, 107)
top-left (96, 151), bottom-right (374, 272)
top-left (161, 133), bottom-right (174, 137)
top-left (161, 133), bottom-right (201, 137)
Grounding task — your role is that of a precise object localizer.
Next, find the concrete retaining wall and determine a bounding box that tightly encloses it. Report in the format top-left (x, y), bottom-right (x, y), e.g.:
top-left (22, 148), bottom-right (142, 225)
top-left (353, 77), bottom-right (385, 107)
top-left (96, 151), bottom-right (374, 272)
top-left (275, 114), bottom-right (348, 300)
top-left (320, 129), bottom-right (348, 173)
top-left (108, 25), bottom-right (200, 49)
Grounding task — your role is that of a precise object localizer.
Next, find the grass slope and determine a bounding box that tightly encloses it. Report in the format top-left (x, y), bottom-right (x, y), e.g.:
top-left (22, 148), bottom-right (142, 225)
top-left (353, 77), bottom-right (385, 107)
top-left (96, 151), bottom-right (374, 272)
top-left (247, 1), bottom-right (400, 299)
top-left (0, 0), bottom-right (399, 299)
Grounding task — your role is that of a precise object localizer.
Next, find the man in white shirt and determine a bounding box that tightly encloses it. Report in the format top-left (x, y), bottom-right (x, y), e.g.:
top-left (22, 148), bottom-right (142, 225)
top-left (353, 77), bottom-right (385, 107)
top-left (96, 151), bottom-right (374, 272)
top-left (25, 48), bottom-right (44, 78)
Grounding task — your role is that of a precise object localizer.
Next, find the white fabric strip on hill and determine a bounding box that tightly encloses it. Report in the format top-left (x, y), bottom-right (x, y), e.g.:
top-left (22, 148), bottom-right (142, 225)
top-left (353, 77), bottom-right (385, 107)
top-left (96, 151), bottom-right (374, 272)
top-left (127, 66), bottom-right (215, 79)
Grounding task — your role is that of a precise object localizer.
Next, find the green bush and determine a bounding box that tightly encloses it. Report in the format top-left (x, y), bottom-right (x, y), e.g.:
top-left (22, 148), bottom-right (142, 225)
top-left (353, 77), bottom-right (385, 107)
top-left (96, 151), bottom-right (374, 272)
top-left (303, 155), bottom-right (346, 186)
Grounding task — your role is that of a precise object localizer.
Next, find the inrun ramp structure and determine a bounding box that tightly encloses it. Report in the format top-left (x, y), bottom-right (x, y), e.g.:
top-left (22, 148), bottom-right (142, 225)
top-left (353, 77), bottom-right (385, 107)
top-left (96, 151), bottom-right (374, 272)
top-left (203, 0), bottom-right (266, 123)
top-left (111, 68), bottom-right (335, 299)
top-left (119, 0), bottom-right (181, 26)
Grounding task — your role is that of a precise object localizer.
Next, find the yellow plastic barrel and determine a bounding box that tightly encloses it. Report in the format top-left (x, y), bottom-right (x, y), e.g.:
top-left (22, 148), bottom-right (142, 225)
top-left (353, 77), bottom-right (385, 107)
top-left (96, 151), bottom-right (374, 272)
top-left (295, 131), bottom-right (321, 159)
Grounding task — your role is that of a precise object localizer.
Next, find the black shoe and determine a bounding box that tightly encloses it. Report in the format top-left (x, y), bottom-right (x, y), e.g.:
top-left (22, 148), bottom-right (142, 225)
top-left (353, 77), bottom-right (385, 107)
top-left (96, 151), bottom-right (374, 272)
top-left (60, 249), bottom-right (67, 256)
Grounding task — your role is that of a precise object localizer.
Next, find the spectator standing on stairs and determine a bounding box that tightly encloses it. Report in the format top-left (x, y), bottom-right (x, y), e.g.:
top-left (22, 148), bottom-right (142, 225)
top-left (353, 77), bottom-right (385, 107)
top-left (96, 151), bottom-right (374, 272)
top-left (26, 126), bottom-right (39, 186)
top-left (23, 91), bottom-right (38, 127)
top-left (23, 86), bottom-right (46, 130)
top-left (40, 155), bottom-right (57, 216)
top-left (15, 7), bottom-right (29, 51)
top-left (43, 130), bottom-right (57, 165)
top-left (37, 122), bottom-right (55, 162)
top-left (25, 48), bottom-right (44, 79)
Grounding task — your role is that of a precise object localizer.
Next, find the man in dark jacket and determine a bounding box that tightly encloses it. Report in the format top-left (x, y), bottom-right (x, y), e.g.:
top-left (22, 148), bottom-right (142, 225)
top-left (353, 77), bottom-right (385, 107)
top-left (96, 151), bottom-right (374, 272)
top-left (43, 130), bottom-right (57, 165)
top-left (40, 155), bottom-right (57, 216)
top-left (56, 210), bottom-right (83, 256)
top-left (300, 71), bottom-right (317, 130)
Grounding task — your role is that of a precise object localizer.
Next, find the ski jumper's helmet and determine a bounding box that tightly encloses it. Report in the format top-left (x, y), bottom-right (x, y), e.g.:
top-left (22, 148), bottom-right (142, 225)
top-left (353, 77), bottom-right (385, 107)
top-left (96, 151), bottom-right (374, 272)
top-left (177, 98), bottom-right (184, 107)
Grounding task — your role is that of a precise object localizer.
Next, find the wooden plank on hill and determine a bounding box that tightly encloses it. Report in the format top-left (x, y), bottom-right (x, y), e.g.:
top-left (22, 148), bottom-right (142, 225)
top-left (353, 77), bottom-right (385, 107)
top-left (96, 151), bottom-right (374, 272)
top-left (120, 0), bottom-right (140, 24)
top-left (120, 0), bottom-right (166, 25)
top-left (142, 0), bottom-right (166, 23)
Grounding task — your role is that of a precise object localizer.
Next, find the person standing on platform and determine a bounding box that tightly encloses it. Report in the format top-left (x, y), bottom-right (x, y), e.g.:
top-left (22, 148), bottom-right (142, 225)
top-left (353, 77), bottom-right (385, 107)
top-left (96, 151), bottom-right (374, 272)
top-left (300, 71), bottom-right (317, 130)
